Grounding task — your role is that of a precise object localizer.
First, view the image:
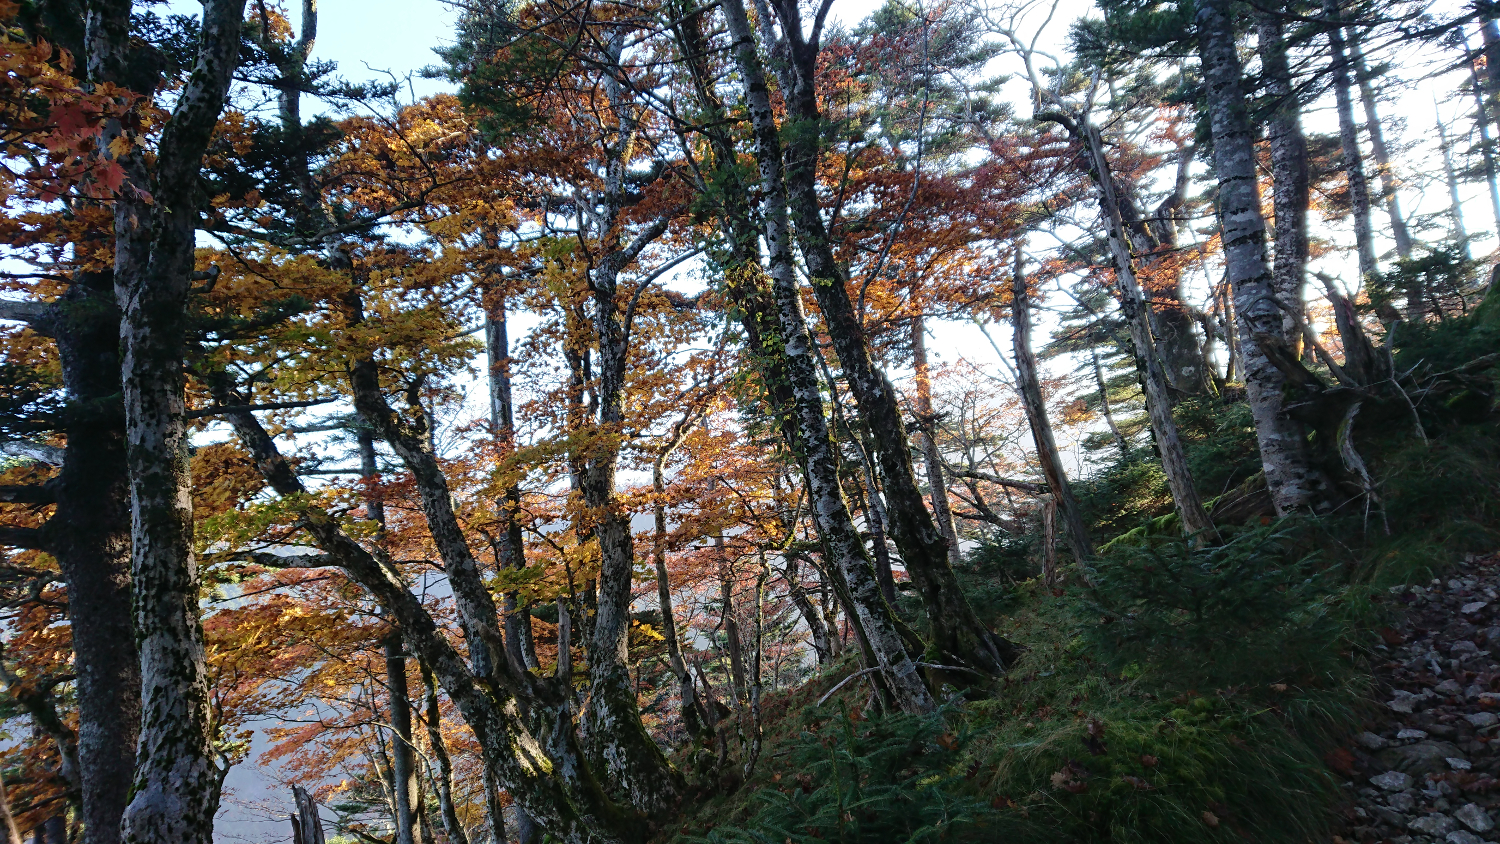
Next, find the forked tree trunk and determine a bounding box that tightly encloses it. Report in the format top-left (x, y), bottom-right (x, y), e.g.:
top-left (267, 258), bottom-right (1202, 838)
top-left (722, 0), bottom-right (934, 713)
top-left (97, 2), bottom-right (249, 841)
top-left (1257, 13), bottom-right (1312, 339)
top-left (1199, 0), bottom-right (1331, 515)
top-left (652, 414), bottom-right (710, 739)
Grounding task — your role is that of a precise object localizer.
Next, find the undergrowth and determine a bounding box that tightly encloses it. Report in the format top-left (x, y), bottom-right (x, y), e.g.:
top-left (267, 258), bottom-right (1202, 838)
top-left (665, 307), bottom-right (1500, 844)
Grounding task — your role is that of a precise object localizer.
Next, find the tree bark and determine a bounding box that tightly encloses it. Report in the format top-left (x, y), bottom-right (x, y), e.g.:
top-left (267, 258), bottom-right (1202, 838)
top-left (1198, 0), bottom-right (1332, 515)
top-left (385, 636), bottom-right (419, 844)
top-left (1466, 33), bottom-right (1500, 234)
top-left (1324, 0), bottom-right (1378, 280)
top-left (100, 3), bottom-right (249, 841)
top-left (651, 413), bottom-right (710, 739)
top-left (722, 0), bottom-right (934, 713)
top-left (766, 0), bottom-right (1013, 674)
top-left (1077, 122), bottom-right (1215, 538)
top-left (1437, 119), bottom-right (1472, 258)
top-left (910, 315), bottom-right (961, 566)
top-left (1010, 255), bottom-right (1096, 562)
top-left (1349, 28), bottom-right (1412, 261)
top-left (418, 664), bottom-right (469, 844)
top-left (483, 293), bottom-right (538, 674)
top-left (1257, 13), bottom-right (1312, 340)
top-left (23, 276), bottom-right (139, 844)
top-left (290, 785), bottom-right (326, 844)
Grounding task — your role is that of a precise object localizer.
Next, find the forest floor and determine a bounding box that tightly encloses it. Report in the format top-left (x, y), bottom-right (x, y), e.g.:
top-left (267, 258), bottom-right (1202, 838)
top-left (1334, 552), bottom-right (1500, 843)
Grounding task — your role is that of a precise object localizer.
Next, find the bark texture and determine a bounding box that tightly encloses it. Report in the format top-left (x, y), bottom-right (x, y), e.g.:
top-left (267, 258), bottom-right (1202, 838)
top-left (1010, 257), bottom-right (1095, 563)
top-left (1257, 13), bottom-right (1312, 337)
top-left (722, 0), bottom-right (934, 713)
top-left (101, 2), bottom-right (249, 841)
top-left (1198, 0), bottom-right (1330, 515)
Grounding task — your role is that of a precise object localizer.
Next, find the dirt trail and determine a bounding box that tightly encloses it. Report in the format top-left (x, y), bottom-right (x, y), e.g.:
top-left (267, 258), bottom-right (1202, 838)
top-left (1335, 554), bottom-right (1500, 843)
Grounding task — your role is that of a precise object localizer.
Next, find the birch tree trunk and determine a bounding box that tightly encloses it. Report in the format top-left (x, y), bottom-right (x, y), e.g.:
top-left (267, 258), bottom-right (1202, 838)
top-left (1010, 256), bottom-right (1096, 562)
top-left (97, 3), bottom-right (248, 841)
top-left (1257, 13), bottom-right (1312, 339)
top-left (1324, 0), bottom-right (1379, 280)
top-left (1198, 0), bottom-right (1331, 515)
top-left (1466, 35), bottom-right (1500, 233)
top-left (722, 0), bottom-right (934, 713)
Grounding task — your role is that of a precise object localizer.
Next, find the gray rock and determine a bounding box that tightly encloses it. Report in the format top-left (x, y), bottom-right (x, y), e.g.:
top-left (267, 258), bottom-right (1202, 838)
top-left (1438, 679), bottom-right (1466, 695)
top-left (1462, 601), bottom-right (1489, 615)
top-left (1372, 770), bottom-right (1415, 791)
top-left (1381, 741), bottom-right (1469, 776)
top-left (1410, 814), bottom-right (1458, 835)
top-left (1399, 728), bottom-right (1431, 740)
top-left (1390, 790), bottom-right (1418, 811)
top-left (1455, 803), bottom-right (1495, 833)
top-left (1464, 712), bottom-right (1497, 728)
top-left (1448, 757), bottom-right (1472, 770)
top-left (1359, 731), bottom-right (1391, 750)
top-left (1391, 690), bottom-right (1423, 713)
top-left (1452, 640), bottom-right (1481, 655)
top-left (1447, 831), bottom-right (1485, 844)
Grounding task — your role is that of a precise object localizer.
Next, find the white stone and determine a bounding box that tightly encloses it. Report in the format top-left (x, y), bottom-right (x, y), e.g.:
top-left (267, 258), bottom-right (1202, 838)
top-left (1448, 757), bottom-right (1472, 770)
top-left (1372, 770), bottom-right (1414, 791)
top-left (1455, 803), bottom-right (1495, 833)
top-left (1398, 728), bottom-right (1429, 740)
top-left (1410, 814), bottom-right (1457, 836)
top-left (1465, 711), bottom-right (1498, 728)
top-left (1462, 601), bottom-right (1489, 614)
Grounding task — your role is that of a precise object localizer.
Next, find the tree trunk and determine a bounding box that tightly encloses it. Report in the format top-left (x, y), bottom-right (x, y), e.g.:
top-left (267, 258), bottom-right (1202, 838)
top-left (1090, 346), bottom-right (1131, 462)
top-left (1010, 255), bottom-right (1096, 561)
top-left (100, 3), bottom-right (248, 841)
top-left (770, 12), bottom-right (1013, 674)
top-left (1466, 34), bottom-right (1500, 234)
top-left (1349, 28), bottom-right (1412, 261)
top-left (419, 664), bottom-right (469, 844)
top-left (1437, 119), bottom-right (1472, 258)
top-left (483, 294), bottom-right (538, 673)
top-left (224, 409), bottom-right (645, 844)
top-left (290, 785), bottom-right (326, 844)
top-left (717, 534), bottom-right (748, 711)
top-left (722, 0), bottom-right (934, 713)
top-left (910, 315), bottom-right (961, 566)
top-left (1078, 122), bottom-right (1215, 538)
top-left (1198, 0), bottom-right (1331, 515)
top-left (1324, 0), bottom-right (1378, 280)
top-left (0, 773), bottom-right (23, 844)
top-left (784, 555), bottom-right (834, 665)
top-left (385, 636), bottom-right (419, 844)
top-left (651, 414), bottom-right (710, 740)
top-left (35, 277), bottom-right (138, 844)
top-left (1257, 12), bottom-right (1312, 340)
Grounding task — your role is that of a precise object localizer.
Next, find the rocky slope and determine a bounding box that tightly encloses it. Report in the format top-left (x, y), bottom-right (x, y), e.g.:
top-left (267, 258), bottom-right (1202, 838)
top-left (1336, 554), bottom-right (1500, 844)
